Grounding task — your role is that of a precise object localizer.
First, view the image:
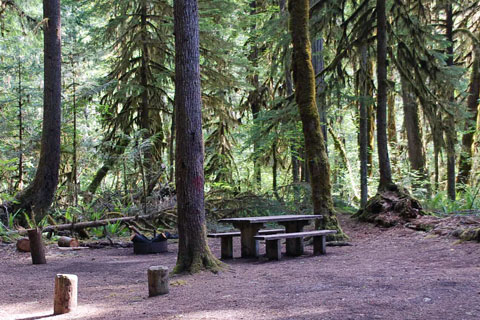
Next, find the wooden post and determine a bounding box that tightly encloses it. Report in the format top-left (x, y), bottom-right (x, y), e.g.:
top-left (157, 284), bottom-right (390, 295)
top-left (266, 239), bottom-right (282, 260)
top-left (148, 266), bottom-right (169, 297)
top-left (313, 235), bottom-right (327, 255)
top-left (220, 237), bottom-right (233, 259)
top-left (27, 227), bottom-right (46, 264)
top-left (54, 274), bottom-right (78, 315)
top-left (234, 222), bottom-right (262, 258)
top-left (282, 221), bottom-right (307, 256)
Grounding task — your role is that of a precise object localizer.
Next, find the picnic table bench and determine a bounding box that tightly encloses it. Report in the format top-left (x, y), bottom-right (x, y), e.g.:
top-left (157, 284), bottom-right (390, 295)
top-left (254, 229), bottom-right (337, 260)
top-left (218, 215), bottom-right (323, 258)
top-left (207, 228), bottom-right (284, 259)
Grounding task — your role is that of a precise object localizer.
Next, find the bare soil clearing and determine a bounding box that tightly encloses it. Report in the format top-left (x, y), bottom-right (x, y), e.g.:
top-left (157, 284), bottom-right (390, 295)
top-left (1, 214), bottom-right (479, 320)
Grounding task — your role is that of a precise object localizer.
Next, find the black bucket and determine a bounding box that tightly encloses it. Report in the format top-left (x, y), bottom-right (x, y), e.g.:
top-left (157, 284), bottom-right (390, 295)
top-left (133, 240), bottom-right (168, 254)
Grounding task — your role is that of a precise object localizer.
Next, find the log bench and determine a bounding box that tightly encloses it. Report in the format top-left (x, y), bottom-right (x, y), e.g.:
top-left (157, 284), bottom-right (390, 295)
top-left (254, 230), bottom-right (337, 260)
top-left (208, 229), bottom-right (284, 259)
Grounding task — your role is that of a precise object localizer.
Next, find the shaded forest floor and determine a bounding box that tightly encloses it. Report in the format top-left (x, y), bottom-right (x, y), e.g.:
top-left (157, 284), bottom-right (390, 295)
top-left (1, 213), bottom-right (479, 320)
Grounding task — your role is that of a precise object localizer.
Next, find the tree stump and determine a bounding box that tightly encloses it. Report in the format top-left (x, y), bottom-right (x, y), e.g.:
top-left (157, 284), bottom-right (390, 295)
top-left (148, 266), bottom-right (169, 297)
top-left (16, 237), bottom-right (31, 252)
top-left (27, 227), bottom-right (46, 264)
top-left (58, 236), bottom-right (79, 247)
top-left (54, 274), bottom-right (78, 315)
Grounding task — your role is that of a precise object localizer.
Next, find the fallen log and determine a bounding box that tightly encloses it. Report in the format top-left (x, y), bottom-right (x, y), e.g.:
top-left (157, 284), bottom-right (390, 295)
top-left (16, 237), bottom-right (30, 252)
top-left (8, 207), bottom-right (175, 236)
top-left (58, 236), bottom-right (79, 248)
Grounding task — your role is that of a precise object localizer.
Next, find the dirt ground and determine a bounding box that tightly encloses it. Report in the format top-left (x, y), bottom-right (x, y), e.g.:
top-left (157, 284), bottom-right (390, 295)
top-left (1, 213), bottom-right (480, 320)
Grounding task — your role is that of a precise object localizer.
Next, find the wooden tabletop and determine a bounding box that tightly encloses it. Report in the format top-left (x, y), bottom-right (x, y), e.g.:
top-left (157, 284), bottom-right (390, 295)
top-left (219, 214), bottom-right (323, 224)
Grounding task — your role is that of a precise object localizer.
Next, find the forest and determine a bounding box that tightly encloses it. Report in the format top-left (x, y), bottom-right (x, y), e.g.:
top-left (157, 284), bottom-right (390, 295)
top-left (0, 0), bottom-right (480, 319)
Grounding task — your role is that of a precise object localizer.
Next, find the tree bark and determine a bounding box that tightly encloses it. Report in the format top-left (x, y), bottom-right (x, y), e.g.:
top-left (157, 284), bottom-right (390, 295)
top-left (58, 236), bottom-right (79, 247)
top-left (28, 227), bottom-right (46, 264)
top-left (376, 0), bottom-right (394, 190)
top-left (249, 0), bottom-right (262, 190)
top-left (17, 58), bottom-right (24, 191)
top-left (445, 3), bottom-right (456, 200)
top-left (401, 75), bottom-right (428, 192)
top-left (139, 0), bottom-right (155, 190)
top-left (311, 36), bottom-right (328, 149)
top-left (148, 266), bottom-right (169, 296)
top-left (387, 84), bottom-right (397, 147)
top-left (358, 44), bottom-right (370, 207)
top-left (13, 0), bottom-right (62, 223)
top-left (288, 0), bottom-right (344, 237)
top-left (173, 0), bottom-right (221, 273)
top-left (53, 274), bottom-right (77, 314)
top-left (457, 35), bottom-right (480, 186)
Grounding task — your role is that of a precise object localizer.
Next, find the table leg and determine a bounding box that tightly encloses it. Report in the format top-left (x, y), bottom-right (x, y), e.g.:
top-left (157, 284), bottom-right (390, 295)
top-left (281, 221), bottom-right (309, 256)
top-left (234, 223), bottom-right (263, 258)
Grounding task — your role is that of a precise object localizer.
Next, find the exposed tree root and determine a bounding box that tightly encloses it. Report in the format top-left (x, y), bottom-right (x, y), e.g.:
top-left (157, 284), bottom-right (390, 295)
top-left (355, 186), bottom-right (423, 227)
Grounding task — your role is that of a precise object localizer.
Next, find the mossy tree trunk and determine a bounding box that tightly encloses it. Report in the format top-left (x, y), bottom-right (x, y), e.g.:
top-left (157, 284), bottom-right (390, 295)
top-left (288, 0), bottom-right (344, 237)
top-left (358, 43), bottom-right (370, 207)
top-left (13, 0), bottom-right (62, 224)
top-left (457, 34), bottom-right (480, 186)
top-left (173, 0), bottom-right (221, 273)
top-left (445, 3), bottom-right (456, 200)
top-left (401, 74), bottom-right (429, 193)
top-left (356, 0), bottom-right (423, 224)
top-left (376, 0), bottom-right (394, 191)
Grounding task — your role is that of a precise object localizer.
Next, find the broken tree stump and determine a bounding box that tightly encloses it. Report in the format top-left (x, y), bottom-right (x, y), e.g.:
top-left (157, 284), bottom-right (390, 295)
top-left (58, 236), bottom-right (79, 248)
top-left (16, 237), bottom-right (31, 252)
top-left (147, 266), bottom-right (169, 297)
top-left (54, 274), bottom-right (78, 315)
top-left (27, 227), bottom-right (46, 264)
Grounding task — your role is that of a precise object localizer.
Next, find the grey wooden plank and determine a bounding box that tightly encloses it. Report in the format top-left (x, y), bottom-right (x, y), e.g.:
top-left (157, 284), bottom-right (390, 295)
top-left (207, 228), bottom-right (285, 238)
top-left (219, 214), bottom-right (323, 224)
top-left (254, 230), bottom-right (337, 241)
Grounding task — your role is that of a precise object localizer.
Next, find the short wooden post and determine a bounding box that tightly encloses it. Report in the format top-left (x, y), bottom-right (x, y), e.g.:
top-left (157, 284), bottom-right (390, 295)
top-left (220, 237), bottom-right (233, 259)
top-left (313, 235), bottom-right (327, 255)
top-left (266, 239), bottom-right (282, 260)
top-left (148, 266), bottom-right (169, 297)
top-left (27, 227), bottom-right (46, 264)
top-left (54, 274), bottom-right (78, 315)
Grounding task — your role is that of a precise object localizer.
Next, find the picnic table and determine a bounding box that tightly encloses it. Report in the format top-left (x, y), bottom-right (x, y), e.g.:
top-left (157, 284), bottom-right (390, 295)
top-left (219, 214), bottom-right (323, 258)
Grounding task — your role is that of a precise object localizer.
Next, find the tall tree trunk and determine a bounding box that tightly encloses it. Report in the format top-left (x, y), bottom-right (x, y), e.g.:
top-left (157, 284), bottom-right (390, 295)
top-left (401, 75), bottom-right (429, 192)
top-left (358, 44), bottom-right (369, 207)
top-left (71, 57), bottom-right (78, 206)
top-left (288, 0), bottom-right (344, 237)
top-left (445, 3), bottom-right (456, 200)
top-left (311, 36), bottom-right (328, 149)
top-left (272, 140), bottom-right (280, 201)
top-left (280, 0), bottom-right (300, 185)
top-left (169, 105), bottom-right (176, 183)
top-left (140, 0), bottom-right (154, 189)
top-left (17, 58), bottom-right (24, 191)
top-left (13, 0), bottom-right (62, 223)
top-left (387, 88), bottom-right (397, 146)
top-left (376, 0), bottom-right (394, 190)
top-left (249, 0), bottom-right (262, 190)
top-left (457, 35), bottom-right (480, 186)
top-left (173, 0), bottom-right (221, 273)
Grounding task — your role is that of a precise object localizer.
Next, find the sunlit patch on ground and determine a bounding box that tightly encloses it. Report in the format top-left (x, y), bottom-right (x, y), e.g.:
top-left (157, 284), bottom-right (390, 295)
top-left (0, 304), bottom-right (108, 320)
